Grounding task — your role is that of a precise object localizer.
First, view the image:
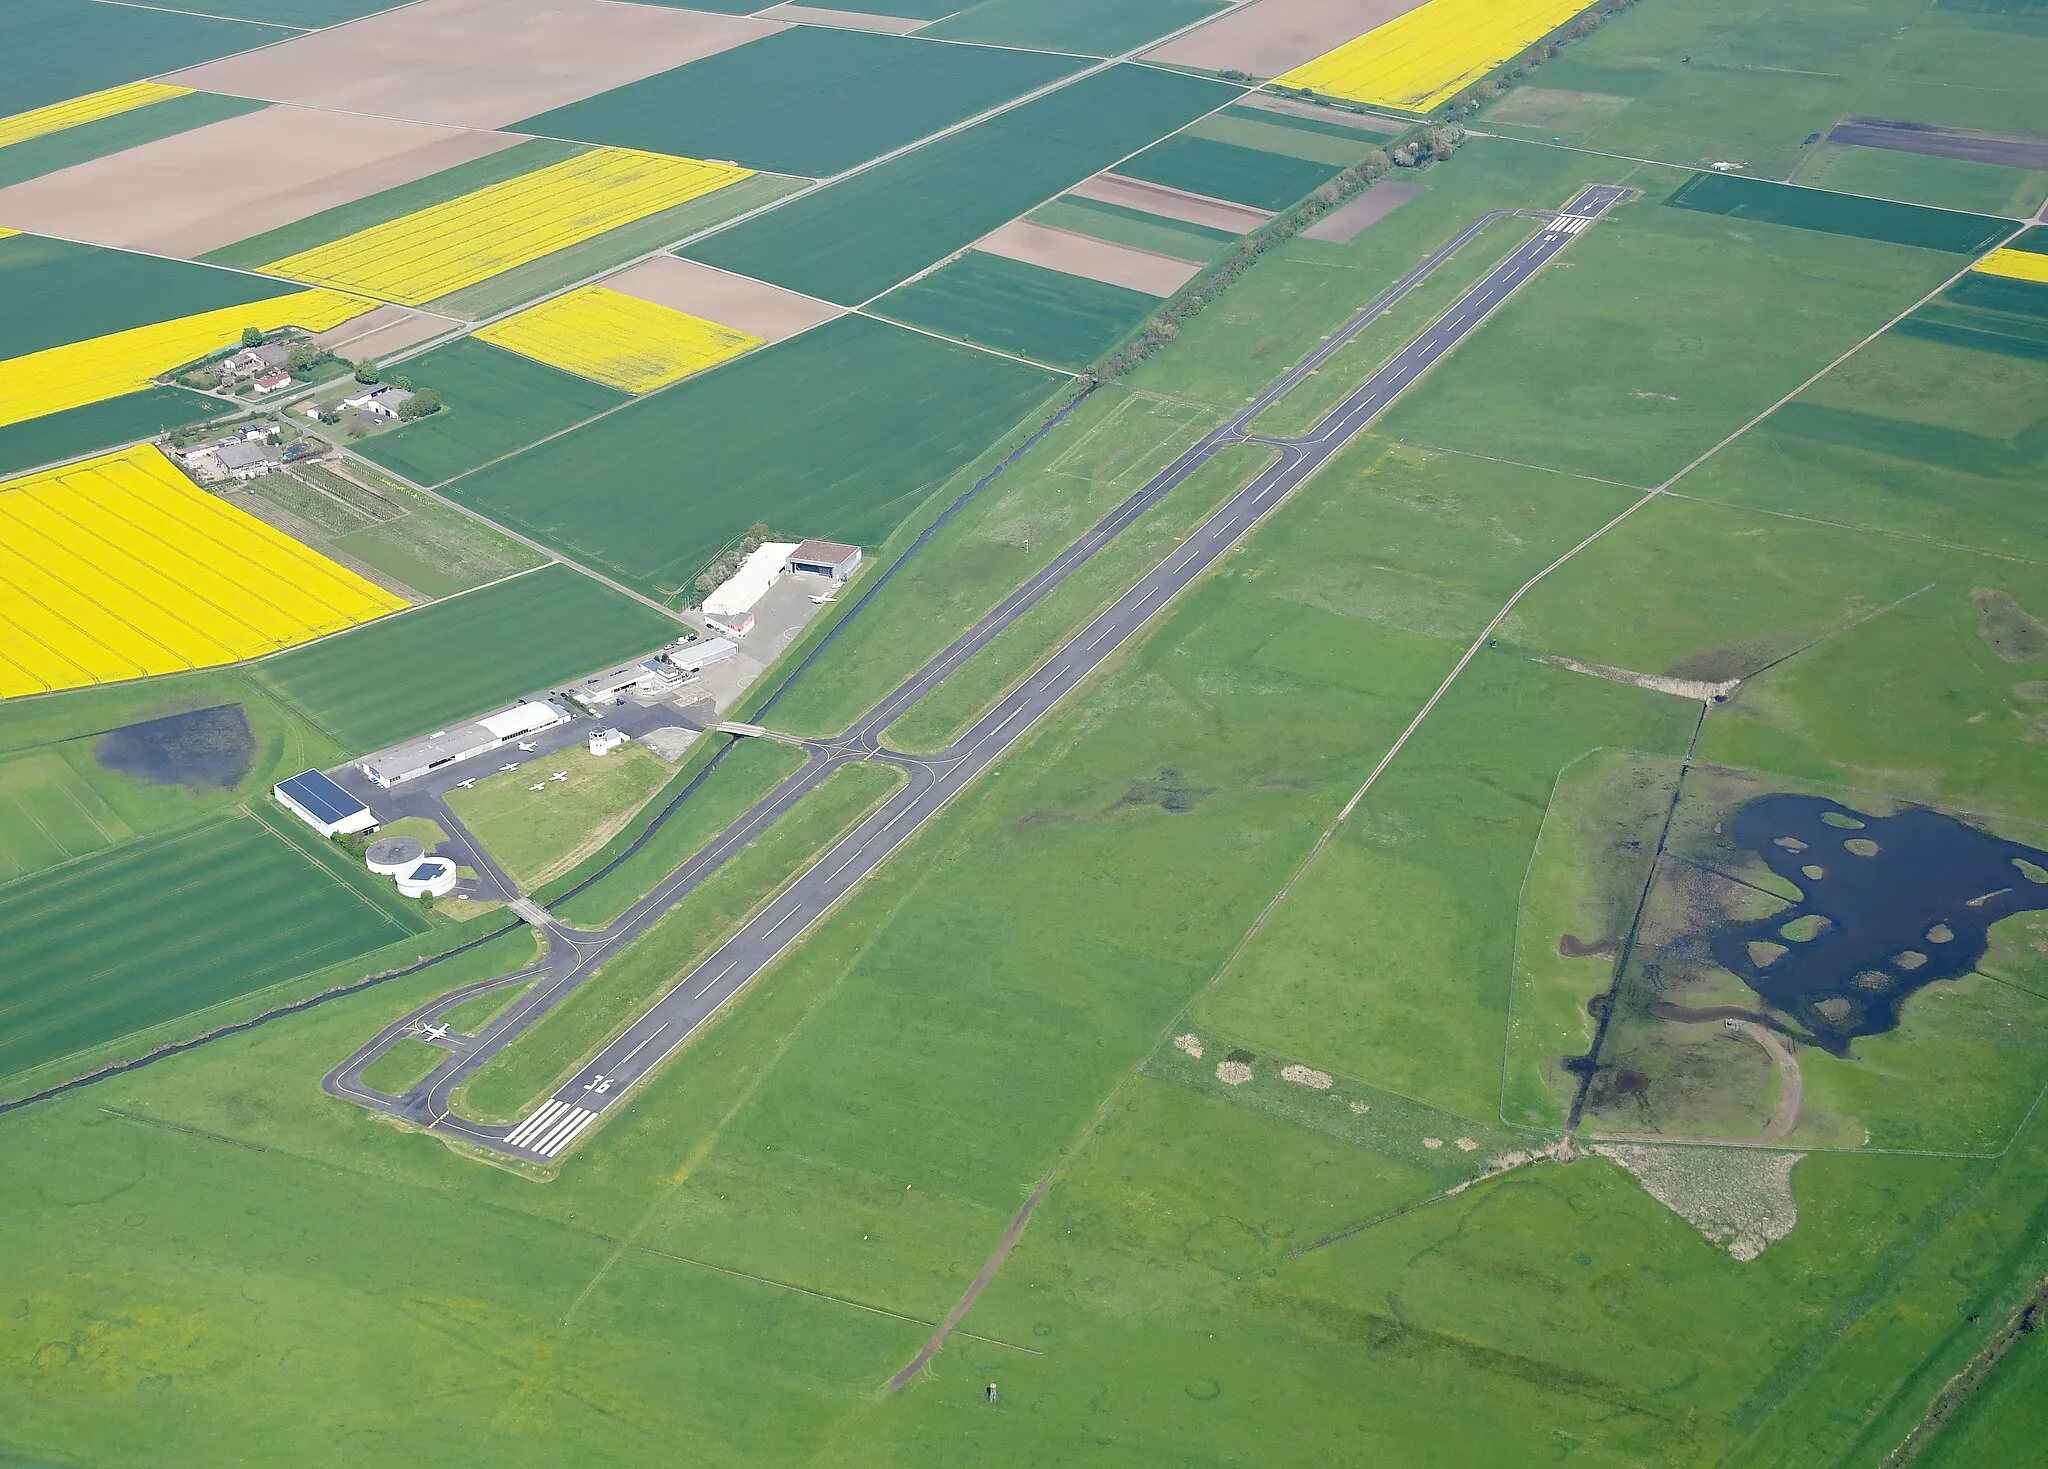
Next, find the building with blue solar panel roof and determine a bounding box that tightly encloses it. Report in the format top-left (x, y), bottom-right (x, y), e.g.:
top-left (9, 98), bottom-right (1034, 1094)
top-left (273, 769), bottom-right (377, 838)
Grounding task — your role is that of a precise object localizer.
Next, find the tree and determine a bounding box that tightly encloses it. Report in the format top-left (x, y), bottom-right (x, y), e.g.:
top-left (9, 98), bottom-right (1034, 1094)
top-left (241, 326), bottom-right (265, 348)
top-left (287, 340), bottom-right (320, 372)
top-left (391, 374), bottom-right (412, 391)
top-left (354, 359), bottom-right (380, 384)
top-left (397, 388), bottom-right (441, 420)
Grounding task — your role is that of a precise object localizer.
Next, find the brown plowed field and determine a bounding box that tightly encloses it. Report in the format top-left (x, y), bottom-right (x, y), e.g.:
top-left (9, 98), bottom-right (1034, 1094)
top-left (976, 220), bottom-right (1200, 296)
top-left (313, 304), bottom-right (463, 363)
top-left (0, 105), bottom-right (520, 258)
top-left (1145, 0), bottom-right (1423, 78)
top-left (1070, 172), bottom-right (1272, 233)
top-left (163, 0), bottom-right (784, 129)
top-left (600, 255), bottom-right (845, 342)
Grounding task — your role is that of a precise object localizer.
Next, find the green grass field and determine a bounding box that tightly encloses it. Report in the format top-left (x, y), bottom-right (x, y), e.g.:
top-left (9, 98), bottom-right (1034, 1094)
top-left (681, 64), bottom-right (1240, 304)
top-left (1478, 0), bottom-right (2048, 194)
top-left (0, 231), bottom-right (299, 360)
top-left (456, 760), bottom-right (903, 1121)
top-left (0, 808), bottom-right (419, 1085)
top-left (0, 0), bottom-right (274, 113)
top-left (1115, 133), bottom-right (1340, 212)
top-left (245, 457), bottom-right (545, 599)
top-left (0, 386), bottom-right (225, 477)
top-left (250, 565), bottom-right (681, 752)
top-left (923, 0), bottom-right (1226, 54)
top-left (514, 28), bottom-right (1082, 178)
top-left (0, 92), bottom-right (266, 192)
top-left (10, 43), bottom-right (2048, 1460)
top-left (0, 748), bottom-right (133, 882)
top-left (1794, 141), bottom-right (2048, 220)
top-left (351, 338), bottom-right (626, 487)
top-left (872, 249), bottom-right (1160, 368)
top-left (544, 736), bottom-right (808, 925)
top-left (447, 743), bottom-right (675, 890)
top-left (441, 314), bottom-right (1059, 601)
top-left (1377, 181), bottom-right (1974, 487)
top-left (200, 138), bottom-right (588, 270)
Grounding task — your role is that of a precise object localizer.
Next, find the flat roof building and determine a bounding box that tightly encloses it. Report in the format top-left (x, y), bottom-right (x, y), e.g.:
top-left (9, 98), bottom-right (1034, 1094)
top-left (360, 699), bottom-right (572, 787)
top-left (274, 769), bottom-right (376, 837)
top-left (666, 636), bottom-right (736, 674)
top-left (787, 539), bottom-right (861, 581)
top-left (565, 654), bottom-right (681, 710)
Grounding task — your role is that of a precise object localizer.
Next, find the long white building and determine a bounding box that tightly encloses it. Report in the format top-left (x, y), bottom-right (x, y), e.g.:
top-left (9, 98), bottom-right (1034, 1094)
top-left (703, 541), bottom-right (798, 637)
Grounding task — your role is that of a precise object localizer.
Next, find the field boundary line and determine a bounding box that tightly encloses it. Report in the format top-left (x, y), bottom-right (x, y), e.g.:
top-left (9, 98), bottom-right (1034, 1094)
top-left (851, 307), bottom-right (1076, 376)
top-left (93, 0), bottom-right (307, 29)
top-left (1663, 488), bottom-right (2048, 566)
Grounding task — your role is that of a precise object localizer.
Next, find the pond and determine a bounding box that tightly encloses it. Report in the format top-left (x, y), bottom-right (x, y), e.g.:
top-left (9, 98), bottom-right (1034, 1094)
top-left (94, 704), bottom-right (257, 791)
top-left (1709, 794), bottom-right (2048, 1053)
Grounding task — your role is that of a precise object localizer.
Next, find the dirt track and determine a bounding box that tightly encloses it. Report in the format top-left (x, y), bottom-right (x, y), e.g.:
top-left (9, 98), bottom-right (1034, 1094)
top-left (165, 0), bottom-right (783, 129)
top-left (0, 105), bottom-right (520, 257)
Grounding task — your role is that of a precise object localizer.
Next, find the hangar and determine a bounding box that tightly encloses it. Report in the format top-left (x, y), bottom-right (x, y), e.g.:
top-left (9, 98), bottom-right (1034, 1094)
top-left (360, 699), bottom-right (572, 787)
top-left (274, 769), bottom-right (377, 837)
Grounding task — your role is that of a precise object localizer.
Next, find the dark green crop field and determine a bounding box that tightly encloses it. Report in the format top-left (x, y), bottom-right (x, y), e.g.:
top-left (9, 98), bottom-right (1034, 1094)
top-left (444, 315), bottom-right (1058, 599)
top-left (0, 810), bottom-right (417, 1085)
top-left (0, 387), bottom-right (223, 477)
top-left (682, 64), bottom-right (1239, 304)
top-left (353, 338), bottom-right (626, 487)
top-left (201, 138), bottom-right (587, 270)
top-left (514, 28), bottom-right (1082, 179)
top-left (1115, 133), bottom-right (1339, 212)
top-left (1663, 172), bottom-right (2012, 253)
top-left (0, 0), bottom-right (275, 113)
top-left (1901, 271), bottom-right (2048, 358)
top-left (251, 565), bottom-right (681, 751)
top-left (0, 92), bottom-right (266, 192)
top-left (924, 0), bottom-right (1228, 55)
top-left (874, 250), bottom-right (1159, 367)
top-left (0, 232), bottom-right (298, 360)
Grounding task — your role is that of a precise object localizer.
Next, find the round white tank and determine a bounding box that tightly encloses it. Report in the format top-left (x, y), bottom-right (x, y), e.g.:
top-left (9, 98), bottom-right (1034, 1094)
top-left (365, 835), bottom-right (426, 875)
top-left (394, 857), bottom-right (458, 899)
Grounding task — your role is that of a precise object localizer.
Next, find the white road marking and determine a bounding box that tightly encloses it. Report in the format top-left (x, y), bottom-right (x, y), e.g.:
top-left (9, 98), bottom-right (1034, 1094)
top-left (530, 1105), bottom-right (597, 1157)
top-left (611, 1022), bottom-right (670, 1071)
top-left (505, 1099), bottom-right (568, 1148)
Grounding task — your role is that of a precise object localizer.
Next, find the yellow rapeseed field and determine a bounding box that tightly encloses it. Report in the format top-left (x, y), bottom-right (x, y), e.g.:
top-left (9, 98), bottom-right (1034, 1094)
top-left (0, 81), bottom-right (192, 151)
top-left (0, 445), bottom-right (407, 699)
top-left (1973, 247), bottom-right (2048, 284)
top-left (1277, 0), bottom-right (1592, 112)
top-left (0, 288), bottom-right (373, 429)
top-left (261, 147), bottom-right (754, 306)
top-left (475, 286), bottom-right (764, 393)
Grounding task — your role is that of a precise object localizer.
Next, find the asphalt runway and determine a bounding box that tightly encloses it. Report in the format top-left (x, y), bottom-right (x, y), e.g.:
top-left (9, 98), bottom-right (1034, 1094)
top-left (326, 184), bottom-right (1629, 1162)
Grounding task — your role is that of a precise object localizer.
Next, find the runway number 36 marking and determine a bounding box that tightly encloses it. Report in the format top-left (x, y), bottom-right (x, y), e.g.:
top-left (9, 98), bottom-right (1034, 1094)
top-left (587, 1074), bottom-right (613, 1094)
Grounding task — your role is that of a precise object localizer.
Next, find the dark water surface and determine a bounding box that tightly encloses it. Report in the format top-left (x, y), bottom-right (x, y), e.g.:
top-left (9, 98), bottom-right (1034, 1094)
top-left (1710, 794), bottom-right (2048, 1052)
top-left (94, 704), bottom-right (257, 791)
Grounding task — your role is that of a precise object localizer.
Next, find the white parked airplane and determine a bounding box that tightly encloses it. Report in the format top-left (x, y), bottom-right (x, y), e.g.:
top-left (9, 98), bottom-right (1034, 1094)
top-left (455, 778), bottom-right (477, 789)
top-left (529, 782), bottom-right (547, 791)
top-left (517, 741), bottom-right (537, 751)
top-left (499, 763), bottom-right (519, 772)
top-left (810, 593), bottom-right (836, 604)
top-left (550, 771), bottom-right (568, 782)
top-left (420, 1024), bottom-right (450, 1042)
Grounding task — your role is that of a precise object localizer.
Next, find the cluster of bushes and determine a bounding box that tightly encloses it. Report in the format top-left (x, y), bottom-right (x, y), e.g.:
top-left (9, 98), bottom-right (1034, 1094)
top-left (693, 521), bottom-right (782, 600)
top-left (1092, 122), bottom-right (1468, 382)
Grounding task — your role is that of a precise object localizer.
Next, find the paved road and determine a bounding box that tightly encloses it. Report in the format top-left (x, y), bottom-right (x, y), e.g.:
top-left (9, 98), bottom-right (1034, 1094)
top-left (325, 185), bottom-right (1629, 1162)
